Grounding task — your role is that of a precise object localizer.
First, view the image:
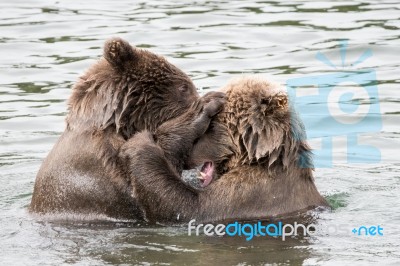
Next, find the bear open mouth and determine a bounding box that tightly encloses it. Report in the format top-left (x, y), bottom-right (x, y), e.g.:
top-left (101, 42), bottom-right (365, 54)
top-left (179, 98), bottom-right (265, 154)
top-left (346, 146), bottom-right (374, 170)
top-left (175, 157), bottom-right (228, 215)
top-left (196, 161), bottom-right (214, 187)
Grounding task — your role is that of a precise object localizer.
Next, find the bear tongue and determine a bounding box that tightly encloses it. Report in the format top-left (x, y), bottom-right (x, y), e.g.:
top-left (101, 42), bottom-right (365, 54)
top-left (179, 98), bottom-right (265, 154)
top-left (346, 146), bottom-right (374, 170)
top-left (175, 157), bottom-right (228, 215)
top-left (200, 162), bottom-right (213, 187)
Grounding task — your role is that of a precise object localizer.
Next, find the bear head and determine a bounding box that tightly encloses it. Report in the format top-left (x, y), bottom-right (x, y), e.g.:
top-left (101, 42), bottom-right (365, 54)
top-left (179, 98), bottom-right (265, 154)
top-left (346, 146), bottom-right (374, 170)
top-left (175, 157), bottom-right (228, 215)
top-left (188, 75), bottom-right (313, 185)
top-left (67, 37), bottom-right (199, 139)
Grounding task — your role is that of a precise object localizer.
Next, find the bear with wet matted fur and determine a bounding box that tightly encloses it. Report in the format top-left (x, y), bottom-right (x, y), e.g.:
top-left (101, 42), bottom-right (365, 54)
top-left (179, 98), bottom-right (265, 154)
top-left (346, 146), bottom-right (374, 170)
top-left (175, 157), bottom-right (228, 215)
top-left (30, 37), bottom-right (224, 220)
top-left (124, 75), bottom-right (329, 224)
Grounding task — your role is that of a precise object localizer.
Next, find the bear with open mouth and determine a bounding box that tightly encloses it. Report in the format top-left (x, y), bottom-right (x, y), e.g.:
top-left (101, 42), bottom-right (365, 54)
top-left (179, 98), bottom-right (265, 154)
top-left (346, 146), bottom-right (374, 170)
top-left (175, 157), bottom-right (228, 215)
top-left (124, 75), bottom-right (330, 224)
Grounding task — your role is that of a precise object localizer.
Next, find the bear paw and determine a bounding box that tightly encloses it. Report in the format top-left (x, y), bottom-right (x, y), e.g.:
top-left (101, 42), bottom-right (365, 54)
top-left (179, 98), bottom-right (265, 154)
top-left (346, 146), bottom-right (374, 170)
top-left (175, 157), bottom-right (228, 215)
top-left (201, 91), bottom-right (225, 118)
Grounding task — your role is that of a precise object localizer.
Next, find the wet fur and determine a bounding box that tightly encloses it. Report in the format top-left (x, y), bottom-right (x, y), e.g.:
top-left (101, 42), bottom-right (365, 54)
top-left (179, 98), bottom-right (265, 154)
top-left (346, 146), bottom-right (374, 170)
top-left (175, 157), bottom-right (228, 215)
top-left (126, 76), bottom-right (329, 224)
top-left (30, 37), bottom-right (201, 220)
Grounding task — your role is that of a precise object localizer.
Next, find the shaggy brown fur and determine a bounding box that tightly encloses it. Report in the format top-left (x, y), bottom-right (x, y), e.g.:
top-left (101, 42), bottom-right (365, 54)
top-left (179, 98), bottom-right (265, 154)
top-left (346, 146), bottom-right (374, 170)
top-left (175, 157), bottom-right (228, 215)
top-left (29, 37), bottom-right (221, 220)
top-left (125, 76), bottom-right (329, 224)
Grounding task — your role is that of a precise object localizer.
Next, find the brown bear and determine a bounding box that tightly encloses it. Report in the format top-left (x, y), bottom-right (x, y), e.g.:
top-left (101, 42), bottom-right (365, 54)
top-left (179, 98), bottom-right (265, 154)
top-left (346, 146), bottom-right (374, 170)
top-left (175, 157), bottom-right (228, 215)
top-left (30, 37), bottom-right (225, 220)
top-left (123, 75), bottom-right (329, 224)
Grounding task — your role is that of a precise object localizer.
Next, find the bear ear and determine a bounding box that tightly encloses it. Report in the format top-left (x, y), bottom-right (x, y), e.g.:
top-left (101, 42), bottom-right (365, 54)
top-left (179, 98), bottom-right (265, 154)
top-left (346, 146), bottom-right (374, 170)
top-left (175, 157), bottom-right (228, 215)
top-left (259, 94), bottom-right (288, 112)
top-left (103, 37), bottom-right (136, 69)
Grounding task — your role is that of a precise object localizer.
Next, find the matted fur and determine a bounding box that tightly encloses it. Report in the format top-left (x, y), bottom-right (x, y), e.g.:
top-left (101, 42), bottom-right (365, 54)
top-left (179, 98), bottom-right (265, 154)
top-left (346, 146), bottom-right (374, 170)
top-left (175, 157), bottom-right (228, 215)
top-left (30, 37), bottom-right (200, 219)
top-left (217, 76), bottom-right (313, 173)
top-left (125, 75), bottom-right (328, 224)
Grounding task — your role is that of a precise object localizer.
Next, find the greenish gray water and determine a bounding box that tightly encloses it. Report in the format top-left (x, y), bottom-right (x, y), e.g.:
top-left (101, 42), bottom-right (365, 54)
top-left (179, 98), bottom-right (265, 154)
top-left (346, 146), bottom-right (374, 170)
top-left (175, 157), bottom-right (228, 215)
top-left (0, 0), bottom-right (399, 265)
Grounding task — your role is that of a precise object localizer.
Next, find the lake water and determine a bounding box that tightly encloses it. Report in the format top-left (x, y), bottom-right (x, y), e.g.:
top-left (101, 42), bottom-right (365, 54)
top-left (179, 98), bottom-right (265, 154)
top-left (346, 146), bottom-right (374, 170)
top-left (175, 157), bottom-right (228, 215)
top-left (1, 0), bottom-right (399, 265)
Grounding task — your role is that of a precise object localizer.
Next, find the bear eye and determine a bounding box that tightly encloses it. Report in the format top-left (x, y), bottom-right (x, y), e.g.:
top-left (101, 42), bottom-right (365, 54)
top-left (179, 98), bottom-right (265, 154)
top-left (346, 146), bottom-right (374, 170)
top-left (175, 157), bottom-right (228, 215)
top-left (193, 137), bottom-right (200, 145)
top-left (260, 97), bottom-right (271, 105)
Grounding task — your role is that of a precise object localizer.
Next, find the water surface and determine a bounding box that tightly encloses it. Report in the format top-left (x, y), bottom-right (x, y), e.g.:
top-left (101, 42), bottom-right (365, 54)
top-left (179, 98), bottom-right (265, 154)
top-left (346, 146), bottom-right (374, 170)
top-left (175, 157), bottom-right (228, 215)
top-left (1, 0), bottom-right (400, 265)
